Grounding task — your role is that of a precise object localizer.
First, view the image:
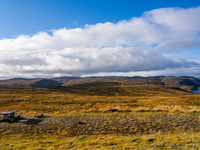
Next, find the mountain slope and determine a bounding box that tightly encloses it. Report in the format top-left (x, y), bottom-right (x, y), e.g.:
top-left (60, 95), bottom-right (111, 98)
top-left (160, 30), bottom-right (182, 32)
top-left (0, 76), bottom-right (200, 91)
top-left (0, 78), bottom-right (62, 86)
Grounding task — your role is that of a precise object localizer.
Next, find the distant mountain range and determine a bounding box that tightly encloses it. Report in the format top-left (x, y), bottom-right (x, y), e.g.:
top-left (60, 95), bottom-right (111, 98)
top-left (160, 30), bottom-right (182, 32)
top-left (0, 76), bottom-right (200, 91)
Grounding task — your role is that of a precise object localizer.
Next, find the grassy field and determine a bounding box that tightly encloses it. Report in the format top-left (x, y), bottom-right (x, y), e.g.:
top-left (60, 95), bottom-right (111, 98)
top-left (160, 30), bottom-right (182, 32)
top-left (0, 83), bottom-right (200, 149)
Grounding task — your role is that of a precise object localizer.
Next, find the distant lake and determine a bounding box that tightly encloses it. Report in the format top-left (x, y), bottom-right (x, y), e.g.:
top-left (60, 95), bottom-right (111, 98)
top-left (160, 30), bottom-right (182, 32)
top-left (191, 87), bottom-right (200, 94)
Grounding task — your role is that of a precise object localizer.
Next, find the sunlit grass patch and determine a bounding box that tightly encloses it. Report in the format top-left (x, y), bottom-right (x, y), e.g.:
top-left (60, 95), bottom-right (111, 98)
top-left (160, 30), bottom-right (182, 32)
top-left (1, 132), bottom-right (200, 149)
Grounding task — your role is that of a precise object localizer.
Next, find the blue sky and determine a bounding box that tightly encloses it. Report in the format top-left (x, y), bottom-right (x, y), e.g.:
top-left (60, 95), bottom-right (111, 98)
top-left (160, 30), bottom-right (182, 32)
top-left (1, 0), bottom-right (200, 39)
top-left (0, 0), bottom-right (200, 79)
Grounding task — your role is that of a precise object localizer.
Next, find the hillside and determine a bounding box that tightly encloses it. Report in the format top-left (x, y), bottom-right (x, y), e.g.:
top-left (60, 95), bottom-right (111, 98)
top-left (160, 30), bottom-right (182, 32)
top-left (42, 82), bottom-right (190, 97)
top-left (0, 78), bottom-right (62, 86)
top-left (0, 82), bottom-right (196, 112)
top-left (0, 76), bottom-right (200, 91)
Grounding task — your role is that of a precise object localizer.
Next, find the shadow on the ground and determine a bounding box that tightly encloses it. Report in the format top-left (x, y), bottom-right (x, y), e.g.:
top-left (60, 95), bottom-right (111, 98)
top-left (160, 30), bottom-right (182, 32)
top-left (24, 118), bottom-right (43, 125)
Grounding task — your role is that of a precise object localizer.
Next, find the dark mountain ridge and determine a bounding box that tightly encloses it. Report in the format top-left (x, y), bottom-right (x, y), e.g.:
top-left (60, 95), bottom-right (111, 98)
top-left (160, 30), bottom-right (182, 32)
top-left (0, 76), bottom-right (200, 91)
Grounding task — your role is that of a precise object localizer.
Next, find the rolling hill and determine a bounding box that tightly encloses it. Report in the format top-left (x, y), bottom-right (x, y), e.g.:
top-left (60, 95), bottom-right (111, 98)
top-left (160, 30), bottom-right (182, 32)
top-left (0, 76), bottom-right (199, 91)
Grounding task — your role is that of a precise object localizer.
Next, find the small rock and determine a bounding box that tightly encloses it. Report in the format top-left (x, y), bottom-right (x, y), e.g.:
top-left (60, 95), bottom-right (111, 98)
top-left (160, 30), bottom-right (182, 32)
top-left (78, 121), bottom-right (86, 124)
top-left (34, 114), bottom-right (44, 118)
top-left (172, 144), bottom-right (177, 147)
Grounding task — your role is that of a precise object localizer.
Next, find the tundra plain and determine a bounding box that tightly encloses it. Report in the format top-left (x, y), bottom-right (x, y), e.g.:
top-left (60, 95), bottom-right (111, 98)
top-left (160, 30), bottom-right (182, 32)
top-left (0, 82), bottom-right (200, 149)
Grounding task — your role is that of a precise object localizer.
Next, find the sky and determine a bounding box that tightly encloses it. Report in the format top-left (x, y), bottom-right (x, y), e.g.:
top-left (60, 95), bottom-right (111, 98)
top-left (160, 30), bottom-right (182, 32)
top-left (0, 0), bottom-right (200, 79)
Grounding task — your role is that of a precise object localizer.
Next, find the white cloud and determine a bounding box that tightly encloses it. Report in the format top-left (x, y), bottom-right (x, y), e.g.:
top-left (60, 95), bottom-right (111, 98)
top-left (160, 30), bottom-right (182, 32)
top-left (0, 6), bottom-right (200, 79)
top-left (144, 7), bottom-right (200, 32)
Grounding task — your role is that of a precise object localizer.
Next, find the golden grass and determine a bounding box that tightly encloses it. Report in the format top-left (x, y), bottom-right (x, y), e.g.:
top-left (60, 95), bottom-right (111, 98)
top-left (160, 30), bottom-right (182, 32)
top-left (1, 112), bottom-right (199, 136)
top-left (0, 84), bottom-right (200, 149)
top-left (1, 132), bottom-right (200, 149)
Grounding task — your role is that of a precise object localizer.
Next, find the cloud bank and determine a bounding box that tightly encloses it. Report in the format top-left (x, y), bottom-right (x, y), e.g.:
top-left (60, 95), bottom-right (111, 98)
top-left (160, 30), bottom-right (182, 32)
top-left (0, 6), bottom-right (200, 78)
